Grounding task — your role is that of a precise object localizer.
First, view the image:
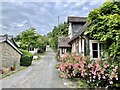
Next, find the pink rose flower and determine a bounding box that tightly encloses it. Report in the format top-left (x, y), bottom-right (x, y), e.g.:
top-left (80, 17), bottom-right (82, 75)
top-left (73, 63), bottom-right (79, 69)
top-left (104, 64), bottom-right (107, 68)
top-left (60, 64), bottom-right (65, 72)
top-left (88, 64), bottom-right (92, 68)
top-left (63, 54), bottom-right (67, 59)
top-left (102, 76), bottom-right (106, 79)
top-left (72, 53), bottom-right (75, 57)
top-left (101, 70), bottom-right (104, 75)
top-left (115, 66), bottom-right (118, 69)
top-left (105, 74), bottom-right (108, 76)
top-left (110, 76), bottom-right (113, 80)
top-left (74, 57), bottom-right (79, 61)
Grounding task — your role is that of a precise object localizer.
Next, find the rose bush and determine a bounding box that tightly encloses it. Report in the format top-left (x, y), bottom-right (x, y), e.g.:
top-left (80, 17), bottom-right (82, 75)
top-left (58, 53), bottom-right (119, 87)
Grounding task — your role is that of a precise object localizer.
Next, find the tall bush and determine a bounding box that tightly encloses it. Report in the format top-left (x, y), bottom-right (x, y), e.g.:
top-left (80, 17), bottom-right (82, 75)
top-left (20, 49), bottom-right (33, 66)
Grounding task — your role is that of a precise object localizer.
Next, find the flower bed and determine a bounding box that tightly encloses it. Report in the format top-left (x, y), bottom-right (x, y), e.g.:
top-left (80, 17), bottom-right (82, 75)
top-left (58, 53), bottom-right (119, 87)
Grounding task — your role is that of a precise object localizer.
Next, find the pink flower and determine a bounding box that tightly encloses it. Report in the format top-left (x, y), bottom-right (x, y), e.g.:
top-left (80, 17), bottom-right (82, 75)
top-left (73, 63), bottom-right (79, 69)
top-left (82, 56), bottom-right (86, 61)
top-left (105, 74), bottom-right (108, 76)
top-left (91, 67), bottom-right (94, 71)
top-left (101, 70), bottom-right (104, 75)
top-left (88, 64), bottom-right (93, 68)
top-left (72, 53), bottom-right (75, 57)
top-left (67, 74), bottom-right (71, 78)
top-left (82, 60), bottom-right (86, 64)
top-left (115, 66), bottom-right (118, 69)
top-left (96, 63), bottom-right (100, 71)
top-left (65, 61), bottom-right (69, 67)
top-left (85, 73), bottom-right (87, 76)
top-left (104, 64), bottom-right (107, 68)
top-left (80, 62), bottom-right (84, 69)
top-left (96, 63), bottom-right (100, 68)
top-left (59, 64), bottom-right (65, 72)
top-left (98, 75), bottom-right (101, 80)
top-left (110, 76), bottom-right (113, 80)
top-left (68, 63), bottom-right (72, 68)
top-left (74, 57), bottom-right (79, 61)
top-left (93, 71), bottom-right (96, 76)
top-left (102, 76), bottom-right (106, 79)
top-left (114, 75), bottom-right (118, 79)
top-left (63, 54), bottom-right (67, 59)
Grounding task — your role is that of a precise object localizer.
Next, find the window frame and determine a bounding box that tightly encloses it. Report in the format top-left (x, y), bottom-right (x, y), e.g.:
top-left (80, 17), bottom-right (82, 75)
top-left (89, 40), bottom-right (104, 59)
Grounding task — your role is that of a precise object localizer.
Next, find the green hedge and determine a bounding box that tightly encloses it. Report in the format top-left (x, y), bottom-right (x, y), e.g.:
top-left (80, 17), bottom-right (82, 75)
top-left (20, 49), bottom-right (33, 66)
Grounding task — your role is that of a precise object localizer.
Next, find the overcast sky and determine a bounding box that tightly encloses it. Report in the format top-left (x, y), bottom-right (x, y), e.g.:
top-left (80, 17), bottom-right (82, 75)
top-left (1, 0), bottom-right (105, 36)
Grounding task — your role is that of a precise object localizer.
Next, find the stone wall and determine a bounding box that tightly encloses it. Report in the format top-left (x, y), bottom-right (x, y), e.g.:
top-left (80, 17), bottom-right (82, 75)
top-left (0, 42), bottom-right (21, 70)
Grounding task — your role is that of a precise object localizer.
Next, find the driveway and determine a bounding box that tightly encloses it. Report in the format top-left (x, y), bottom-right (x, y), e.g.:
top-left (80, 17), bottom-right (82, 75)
top-left (1, 47), bottom-right (68, 88)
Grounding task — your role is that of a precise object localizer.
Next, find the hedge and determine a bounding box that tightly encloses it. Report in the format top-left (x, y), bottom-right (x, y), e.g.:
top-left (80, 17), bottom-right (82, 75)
top-left (20, 49), bottom-right (33, 66)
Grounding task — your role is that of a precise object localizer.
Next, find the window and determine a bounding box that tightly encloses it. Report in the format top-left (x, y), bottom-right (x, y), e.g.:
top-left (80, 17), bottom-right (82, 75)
top-left (76, 43), bottom-right (79, 55)
top-left (62, 48), bottom-right (66, 54)
top-left (29, 47), bottom-right (34, 51)
top-left (90, 40), bottom-right (104, 59)
top-left (92, 43), bottom-right (98, 58)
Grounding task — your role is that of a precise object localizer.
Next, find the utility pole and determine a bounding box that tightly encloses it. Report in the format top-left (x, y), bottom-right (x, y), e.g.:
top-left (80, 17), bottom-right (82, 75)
top-left (58, 16), bottom-right (59, 26)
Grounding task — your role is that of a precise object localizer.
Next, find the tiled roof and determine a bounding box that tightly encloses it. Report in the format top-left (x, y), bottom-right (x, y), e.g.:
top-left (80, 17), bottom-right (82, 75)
top-left (69, 22), bottom-right (91, 43)
top-left (67, 16), bottom-right (87, 23)
top-left (58, 37), bottom-right (71, 48)
top-left (0, 34), bottom-right (22, 55)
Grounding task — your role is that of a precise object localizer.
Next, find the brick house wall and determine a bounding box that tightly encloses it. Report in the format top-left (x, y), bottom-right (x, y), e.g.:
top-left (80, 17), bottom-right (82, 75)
top-left (0, 42), bottom-right (21, 70)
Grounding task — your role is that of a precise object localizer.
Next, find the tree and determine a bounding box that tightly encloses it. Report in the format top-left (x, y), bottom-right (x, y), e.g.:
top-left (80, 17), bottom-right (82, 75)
top-left (20, 27), bottom-right (38, 50)
top-left (87, 1), bottom-right (120, 60)
top-left (47, 22), bottom-right (68, 50)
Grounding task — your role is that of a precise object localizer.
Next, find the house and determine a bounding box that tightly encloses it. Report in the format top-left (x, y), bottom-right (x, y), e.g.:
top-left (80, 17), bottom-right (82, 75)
top-left (58, 16), bottom-right (105, 59)
top-left (0, 34), bottom-right (22, 70)
top-left (58, 37), bottom-right (71, 59)
top-left (28, 45), bottom-right (38, 55)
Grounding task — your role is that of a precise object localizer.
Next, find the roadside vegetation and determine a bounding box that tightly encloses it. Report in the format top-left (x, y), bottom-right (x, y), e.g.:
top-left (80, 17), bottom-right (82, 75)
top-left (47, 22), bottom-right (68, 51)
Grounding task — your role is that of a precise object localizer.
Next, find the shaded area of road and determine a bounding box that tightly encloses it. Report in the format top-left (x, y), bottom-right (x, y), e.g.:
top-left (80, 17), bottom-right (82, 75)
top-left (2, 47), bottom-right (67, 88)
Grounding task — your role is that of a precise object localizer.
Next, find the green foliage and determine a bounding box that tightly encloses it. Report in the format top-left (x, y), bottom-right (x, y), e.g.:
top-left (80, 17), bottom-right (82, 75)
top-left (15, 27), bottom-right (48, 53)
top-left (47, 22), bottom-right (68, 50)
top-left (19, 27), bottom-right (39, 50)
top-left (36, 35), bottom-right (48, 52)
top-left (55, 64), bottom-right (59, 69)
top-left (87, 1), bottom-right (120, 60)
top-left (77, 79), bottom-right (89, 88)
top-left (20, 49), bottom-right (33, 66)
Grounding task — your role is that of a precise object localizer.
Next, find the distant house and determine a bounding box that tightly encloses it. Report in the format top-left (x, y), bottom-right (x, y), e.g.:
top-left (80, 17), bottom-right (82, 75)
top-left (28, 45), bottom-right (38, 55)
top-left (0, 34), bottom-right (22, 70)
top-left (58, 37), bottom-right (71, 58)
top-left (58, 16), bottom-right (105, 59)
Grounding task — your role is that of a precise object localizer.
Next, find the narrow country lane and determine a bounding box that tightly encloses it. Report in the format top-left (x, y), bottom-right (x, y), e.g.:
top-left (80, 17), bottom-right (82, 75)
top-left (1, 47), bottom-right (67, 88)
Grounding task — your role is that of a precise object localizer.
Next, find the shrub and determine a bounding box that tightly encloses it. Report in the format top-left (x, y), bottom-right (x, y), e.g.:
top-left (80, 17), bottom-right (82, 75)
top-left (58, 53), bottom-right (119, 88)
top-left (20, 49), bottom-right (33, 66)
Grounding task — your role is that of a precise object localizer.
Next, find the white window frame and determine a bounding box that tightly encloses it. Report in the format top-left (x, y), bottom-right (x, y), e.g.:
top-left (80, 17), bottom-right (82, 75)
top-left (89, 40), bottom-right (103, 59)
